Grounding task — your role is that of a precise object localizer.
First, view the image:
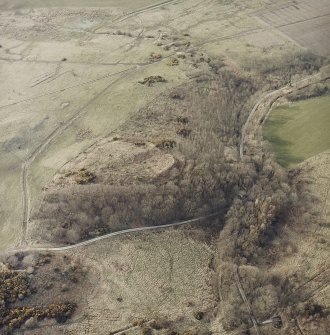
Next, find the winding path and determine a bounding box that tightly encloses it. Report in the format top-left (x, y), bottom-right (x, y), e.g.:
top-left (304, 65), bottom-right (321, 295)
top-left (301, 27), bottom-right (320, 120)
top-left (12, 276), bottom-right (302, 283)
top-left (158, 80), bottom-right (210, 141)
top-left (19, 67), bottom-right (137, 245)
top-left (6, 212), bottom-right (219, 254)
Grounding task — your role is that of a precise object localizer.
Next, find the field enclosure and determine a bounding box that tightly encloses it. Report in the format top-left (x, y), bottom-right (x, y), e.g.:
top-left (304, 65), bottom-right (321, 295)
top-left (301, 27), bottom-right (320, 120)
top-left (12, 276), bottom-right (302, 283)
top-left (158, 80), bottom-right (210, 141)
top-left (255, 0), bottom-right (330, 56)
top-left (264, 94), bottom-right (330, 167)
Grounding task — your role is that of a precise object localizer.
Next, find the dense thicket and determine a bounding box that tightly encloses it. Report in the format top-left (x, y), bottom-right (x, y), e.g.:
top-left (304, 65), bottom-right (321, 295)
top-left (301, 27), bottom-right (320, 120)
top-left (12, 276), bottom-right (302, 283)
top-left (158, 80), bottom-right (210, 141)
top-left (287, 82), bottom-right (328, 101)
top-left (31, 68), bottom-right (257, 245)
top-left (215, 52), bottom-right (327, 331)
top-left (243, 50), bottom-right (325, 89)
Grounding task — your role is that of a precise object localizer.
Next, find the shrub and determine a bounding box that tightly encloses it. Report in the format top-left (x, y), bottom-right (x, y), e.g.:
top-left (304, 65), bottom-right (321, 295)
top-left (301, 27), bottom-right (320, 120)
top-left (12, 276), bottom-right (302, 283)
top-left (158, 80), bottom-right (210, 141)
top-left (166, 58), bottom-right (179, 66)
top-left (193, 311), bottom-right (204, 320)
top-left (138, 76), bottom-right (167, 86)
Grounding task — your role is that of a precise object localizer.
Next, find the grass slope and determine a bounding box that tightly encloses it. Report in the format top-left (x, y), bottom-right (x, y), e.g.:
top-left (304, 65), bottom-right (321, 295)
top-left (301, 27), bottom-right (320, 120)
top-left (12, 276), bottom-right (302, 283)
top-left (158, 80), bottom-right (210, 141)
top-left (264, 94), bottom-right (330, 167)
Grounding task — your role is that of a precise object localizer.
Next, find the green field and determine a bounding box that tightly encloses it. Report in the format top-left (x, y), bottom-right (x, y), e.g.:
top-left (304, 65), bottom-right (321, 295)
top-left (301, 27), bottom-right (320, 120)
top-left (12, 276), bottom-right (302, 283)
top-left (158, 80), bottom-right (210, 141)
top-left (264, 94), bottom-right (330, 168)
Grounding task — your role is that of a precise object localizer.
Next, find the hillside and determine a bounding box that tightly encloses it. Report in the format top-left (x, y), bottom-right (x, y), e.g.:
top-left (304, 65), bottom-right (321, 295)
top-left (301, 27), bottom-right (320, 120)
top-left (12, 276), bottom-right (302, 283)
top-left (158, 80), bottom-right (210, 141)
top-left (0, 1), bottom-right (329, 334)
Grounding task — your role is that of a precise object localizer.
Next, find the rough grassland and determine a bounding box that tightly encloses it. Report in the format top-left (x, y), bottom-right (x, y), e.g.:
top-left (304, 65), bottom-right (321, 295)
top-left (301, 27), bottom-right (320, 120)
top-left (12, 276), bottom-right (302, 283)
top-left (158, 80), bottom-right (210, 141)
top-left (264, 94), bottom-right (330, 168)
top-left (0, 0), bottom-right (160, 10)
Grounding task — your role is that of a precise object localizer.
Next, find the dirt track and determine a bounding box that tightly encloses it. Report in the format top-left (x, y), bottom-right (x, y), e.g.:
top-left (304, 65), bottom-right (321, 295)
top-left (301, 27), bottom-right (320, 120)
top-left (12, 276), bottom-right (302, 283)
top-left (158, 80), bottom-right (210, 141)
top-left (19, 67), bottom-right (137, 245)
top-left (235, 267), bottom-right (261, 335)
top-left (114, 0), bottom-right (182, 23)
top-left (7, 212), bottom-right (220, 254)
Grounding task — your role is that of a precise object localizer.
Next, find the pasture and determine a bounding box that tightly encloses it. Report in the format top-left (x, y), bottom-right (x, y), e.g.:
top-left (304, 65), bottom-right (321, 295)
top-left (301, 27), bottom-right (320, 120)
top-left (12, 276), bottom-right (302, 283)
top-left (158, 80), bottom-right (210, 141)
top-left (264, 94), bottom-right (330, 167)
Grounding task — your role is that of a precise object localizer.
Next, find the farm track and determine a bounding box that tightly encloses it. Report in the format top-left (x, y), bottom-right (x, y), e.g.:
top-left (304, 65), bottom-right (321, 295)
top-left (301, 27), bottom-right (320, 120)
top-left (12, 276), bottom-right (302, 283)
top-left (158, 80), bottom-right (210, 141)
top-left (2, 4), bottom-right (326, 112)
top-left (19, 67), bottom-right (137, 245)
top-left (0, 57), bottom-right (149, 67)
top-left (12, 0), bottom-right (205, 248)
top-left (302, 281), bottom-right (329, 303)
top-left (234, 266), bottom-right (330, 335)
top-left (0, 64), bottom-right (144, 110)
top-left (6, 212), bottom-right (220, 254)
top-left (234, 267), bottom-right (262, 335)
top-left (291, 268), bottom-right (330, 296)
top-left (294, 318), bottom-right (305, 335)
top-left (1, 3), bottom-right (329, 333)
top-left (16, 46), bottom-right (184, 246)
top-left (30, 62), bottom-right (61, 88)
top-left (286, 268), bottom-right (330, 316)
top-left (161, 0), bottom-right (214, 29)
top-left (109, 325), bottom-right (140, 335)
top-left (0, 53), bottom-right (179, 110)
top-left (113, 0), bottom-right (182, 23)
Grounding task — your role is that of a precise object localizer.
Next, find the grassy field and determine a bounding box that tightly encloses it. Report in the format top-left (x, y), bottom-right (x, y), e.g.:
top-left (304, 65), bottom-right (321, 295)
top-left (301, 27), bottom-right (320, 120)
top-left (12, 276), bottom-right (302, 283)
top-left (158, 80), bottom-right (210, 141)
top-left (264, 94), bottom-right (330, 167)
top-left (0, 0), bottom-right (160, 10)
